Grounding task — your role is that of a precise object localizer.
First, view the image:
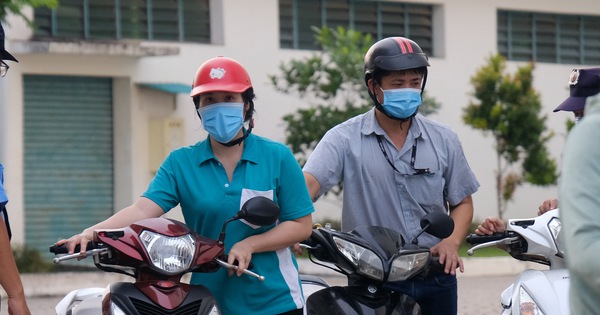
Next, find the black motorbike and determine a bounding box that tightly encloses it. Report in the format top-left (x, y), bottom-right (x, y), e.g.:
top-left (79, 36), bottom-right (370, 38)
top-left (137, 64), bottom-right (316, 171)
top-left (300, 212), bottom-right (454, 315)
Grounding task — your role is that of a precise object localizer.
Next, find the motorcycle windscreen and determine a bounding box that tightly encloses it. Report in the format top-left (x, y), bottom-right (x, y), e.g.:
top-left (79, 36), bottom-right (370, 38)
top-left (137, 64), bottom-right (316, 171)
top-left (350, 226), bottom-right (405, 259)
top-left (305, 286), bottom-right (419, 315)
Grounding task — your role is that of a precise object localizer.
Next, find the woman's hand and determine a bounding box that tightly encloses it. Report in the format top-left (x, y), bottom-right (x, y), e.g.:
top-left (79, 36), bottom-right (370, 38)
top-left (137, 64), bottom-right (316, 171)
top-left (54, 228), bottom-right (95, 256)
top-left (227, 240), bottom-right (254, 277)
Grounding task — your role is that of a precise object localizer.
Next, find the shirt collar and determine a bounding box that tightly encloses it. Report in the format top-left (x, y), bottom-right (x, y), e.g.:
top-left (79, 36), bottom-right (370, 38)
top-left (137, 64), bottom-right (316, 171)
top-left (361, 108), bottom-right (427, 140)
top-left (196, 132), bottom-right (259, 166)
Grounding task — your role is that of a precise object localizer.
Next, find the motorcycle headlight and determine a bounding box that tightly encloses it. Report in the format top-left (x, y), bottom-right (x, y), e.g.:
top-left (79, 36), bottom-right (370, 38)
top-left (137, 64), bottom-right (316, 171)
top-left (333, 236), bottom-right (384, 280)
top-left (518, 286), bottom-right (545, 315)
top-left (140, 230), bottom-right (196, 274)
top-left (388, 251), bottom-right (430, 282)
top-left (547, 217), bottom-right (564, 257)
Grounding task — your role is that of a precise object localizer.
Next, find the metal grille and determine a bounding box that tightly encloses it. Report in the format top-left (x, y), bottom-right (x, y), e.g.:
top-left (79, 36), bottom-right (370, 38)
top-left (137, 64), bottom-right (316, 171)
top-left (279, 0), bottom-right (434, 55)
top-left (33, 0), bottom-right (210, 43)
top-left (23, 75), bottom-right (114, 261)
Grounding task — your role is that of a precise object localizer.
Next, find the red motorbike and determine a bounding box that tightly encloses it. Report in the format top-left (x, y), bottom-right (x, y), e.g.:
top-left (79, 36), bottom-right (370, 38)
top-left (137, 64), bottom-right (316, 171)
top-left (49, 196), bottom-right (280, 315)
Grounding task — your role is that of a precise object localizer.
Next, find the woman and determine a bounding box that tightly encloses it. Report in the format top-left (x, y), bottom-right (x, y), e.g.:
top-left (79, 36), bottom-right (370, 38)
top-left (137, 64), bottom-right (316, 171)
top-left (56, 56), bottom-right (314, 315)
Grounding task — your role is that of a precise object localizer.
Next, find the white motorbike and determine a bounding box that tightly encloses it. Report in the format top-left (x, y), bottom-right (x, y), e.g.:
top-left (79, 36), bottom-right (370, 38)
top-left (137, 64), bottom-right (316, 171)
top-left (465, 209), bottom-right (569, 315)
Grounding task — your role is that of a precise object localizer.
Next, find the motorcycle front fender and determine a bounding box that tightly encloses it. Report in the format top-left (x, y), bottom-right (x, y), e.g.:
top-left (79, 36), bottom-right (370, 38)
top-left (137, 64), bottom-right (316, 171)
top-left (503, 269), bottom-right (569, 315)
top-left (305, 286), bottom-right (419, 315)
top-left (55, 287), bottom-right (105, 315)
top-left (102, 282), bottom-right (220, 315)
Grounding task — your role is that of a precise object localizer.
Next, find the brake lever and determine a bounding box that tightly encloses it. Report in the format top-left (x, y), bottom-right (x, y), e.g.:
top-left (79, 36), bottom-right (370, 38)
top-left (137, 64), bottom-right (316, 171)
top-left (53, 248), bottom-right (110, 264)
top-left (467, 236), bottom-right (520, 256)
top-left (299, 243), bottom-right (316, 250)
top-left (215, 259), bottom-right (265, 281)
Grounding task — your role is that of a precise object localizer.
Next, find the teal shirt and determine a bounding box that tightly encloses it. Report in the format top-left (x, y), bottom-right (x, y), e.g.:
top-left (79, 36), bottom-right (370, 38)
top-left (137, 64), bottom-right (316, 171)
top-left (560, 97), bottom-right (600, 315)
top-left (143, 133), bottom-right (314, 315)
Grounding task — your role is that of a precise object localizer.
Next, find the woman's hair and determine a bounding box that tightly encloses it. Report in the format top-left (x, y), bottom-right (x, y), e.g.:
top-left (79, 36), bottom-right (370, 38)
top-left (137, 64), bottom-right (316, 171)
top-left (241, 88), bottom-right (256, 122)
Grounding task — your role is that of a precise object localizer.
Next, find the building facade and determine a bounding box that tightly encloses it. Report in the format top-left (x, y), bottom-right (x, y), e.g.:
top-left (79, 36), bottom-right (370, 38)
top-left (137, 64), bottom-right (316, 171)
top-left (1, 0), bottom-right (599, 256)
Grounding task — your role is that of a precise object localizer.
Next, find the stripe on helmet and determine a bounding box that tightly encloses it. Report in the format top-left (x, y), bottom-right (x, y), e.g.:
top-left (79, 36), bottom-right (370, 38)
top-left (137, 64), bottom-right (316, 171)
top-left (393, 37), bottom-right (414, 54)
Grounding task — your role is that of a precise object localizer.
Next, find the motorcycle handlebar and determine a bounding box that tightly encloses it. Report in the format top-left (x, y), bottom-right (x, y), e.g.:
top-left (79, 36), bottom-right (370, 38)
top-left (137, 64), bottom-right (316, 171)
top-left (49, 242), bottom-right (97, 254)
top-left (465, 232), bottom-right (511, 245)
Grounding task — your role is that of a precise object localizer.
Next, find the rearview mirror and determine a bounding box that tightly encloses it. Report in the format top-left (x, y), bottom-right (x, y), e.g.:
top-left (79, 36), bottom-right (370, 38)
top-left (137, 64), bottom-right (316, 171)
top-left (218, 196), bottom-right (281, 244)
top-left (237, 196), bottom-right (281, 226)
top-left (420, 212), bottom-right (454, 239)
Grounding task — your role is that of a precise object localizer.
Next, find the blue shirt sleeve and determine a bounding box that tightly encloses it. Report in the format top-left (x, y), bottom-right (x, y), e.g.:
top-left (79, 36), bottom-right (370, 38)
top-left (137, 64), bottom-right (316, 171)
top-left (277, 145), bottom-right (315, 221)
top-left (0, 163), bottom-right (8, 209)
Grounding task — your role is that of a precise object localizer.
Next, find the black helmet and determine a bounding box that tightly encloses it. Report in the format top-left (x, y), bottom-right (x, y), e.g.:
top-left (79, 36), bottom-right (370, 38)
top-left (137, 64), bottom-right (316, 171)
top-left (364, 37), bottom-right (429, 86)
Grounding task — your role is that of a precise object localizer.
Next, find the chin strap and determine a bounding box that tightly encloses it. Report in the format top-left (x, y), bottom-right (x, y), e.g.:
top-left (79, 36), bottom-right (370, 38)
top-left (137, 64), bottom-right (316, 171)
top-left (219, 119), bottom-right (254, 147)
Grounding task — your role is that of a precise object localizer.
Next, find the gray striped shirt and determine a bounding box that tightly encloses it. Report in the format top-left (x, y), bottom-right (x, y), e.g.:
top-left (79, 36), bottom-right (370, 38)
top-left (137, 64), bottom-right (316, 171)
top-left (303, 108), bottom-right (480, 247)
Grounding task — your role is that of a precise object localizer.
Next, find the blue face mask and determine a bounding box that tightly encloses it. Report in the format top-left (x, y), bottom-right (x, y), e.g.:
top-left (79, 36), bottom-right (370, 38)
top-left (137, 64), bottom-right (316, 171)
top-left (380, 88), bottom-right (422, 119)
top-left (197, 102), bottom-right (245, 143)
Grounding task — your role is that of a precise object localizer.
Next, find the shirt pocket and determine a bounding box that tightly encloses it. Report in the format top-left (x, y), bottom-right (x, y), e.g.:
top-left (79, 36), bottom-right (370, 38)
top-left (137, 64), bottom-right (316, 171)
top-left (404, 171), bottom-right (444, 211)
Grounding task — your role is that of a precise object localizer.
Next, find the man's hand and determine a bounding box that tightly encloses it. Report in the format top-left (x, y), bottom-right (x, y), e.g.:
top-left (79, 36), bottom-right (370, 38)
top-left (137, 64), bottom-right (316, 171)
top-left (430, 239), bottom-right (463, 275)
top-left (538, 198), bottom-right (558, 215)
top-left (475, 217), bottom-right (506, 235)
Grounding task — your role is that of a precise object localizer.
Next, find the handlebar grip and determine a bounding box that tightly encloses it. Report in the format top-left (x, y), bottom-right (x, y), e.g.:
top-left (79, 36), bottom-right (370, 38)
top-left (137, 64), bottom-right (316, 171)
top-left (465, 232), bottom-right (509, 245)
top-left (49, 242), bottom-right (97, 254)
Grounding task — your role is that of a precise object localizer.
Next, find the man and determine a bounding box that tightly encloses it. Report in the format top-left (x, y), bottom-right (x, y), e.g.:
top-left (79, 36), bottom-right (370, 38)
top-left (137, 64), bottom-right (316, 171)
top-left (559, 72), bottom-right (600, 314)
top-left (475, 68), bottom-right (600, 235)
top-left (302, 37), bottom-right (480, 315)
top-left (0, 23), bottom-right (31, 315)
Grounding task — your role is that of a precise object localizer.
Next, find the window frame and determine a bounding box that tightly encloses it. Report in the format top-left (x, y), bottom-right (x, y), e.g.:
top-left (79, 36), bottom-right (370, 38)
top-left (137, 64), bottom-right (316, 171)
top-left (33, 0), bottom-right (211, 43)
top-left (279, 0), bottom-right (435, 56)
top-left (498, 10), bottom-right (600, 65)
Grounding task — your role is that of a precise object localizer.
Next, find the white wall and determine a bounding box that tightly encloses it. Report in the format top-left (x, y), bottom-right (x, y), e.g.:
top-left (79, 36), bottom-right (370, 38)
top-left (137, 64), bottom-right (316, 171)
top-left (2, 0), bottom-right (600, 243)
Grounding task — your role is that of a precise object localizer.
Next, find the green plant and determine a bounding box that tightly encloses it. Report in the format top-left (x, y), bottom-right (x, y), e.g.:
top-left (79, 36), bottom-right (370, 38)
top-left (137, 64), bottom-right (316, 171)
top-left (12, 244), bottom-right (54, 273)
top-left (463, 54), bottom-right (557, 220)
top-left (1, 0), bottom-right (58, 25)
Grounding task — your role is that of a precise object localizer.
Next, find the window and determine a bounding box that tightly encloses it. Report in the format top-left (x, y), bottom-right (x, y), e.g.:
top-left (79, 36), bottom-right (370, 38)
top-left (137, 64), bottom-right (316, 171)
top-left (34, 0), bottom-right (210, 43)
top-left (498, 10), bottom-right (600, 65)
top-left (279, 0), bottom-right (434, 55)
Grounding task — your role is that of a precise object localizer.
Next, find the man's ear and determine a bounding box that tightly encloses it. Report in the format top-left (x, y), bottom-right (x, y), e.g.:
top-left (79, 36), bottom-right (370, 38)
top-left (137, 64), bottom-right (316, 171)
top-left (367, 78), bottom-right (374, 91)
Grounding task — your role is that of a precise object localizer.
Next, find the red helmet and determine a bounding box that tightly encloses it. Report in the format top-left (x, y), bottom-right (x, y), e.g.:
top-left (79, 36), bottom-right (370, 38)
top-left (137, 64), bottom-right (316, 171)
top-left (190, 56), bottom-right (252, 97)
